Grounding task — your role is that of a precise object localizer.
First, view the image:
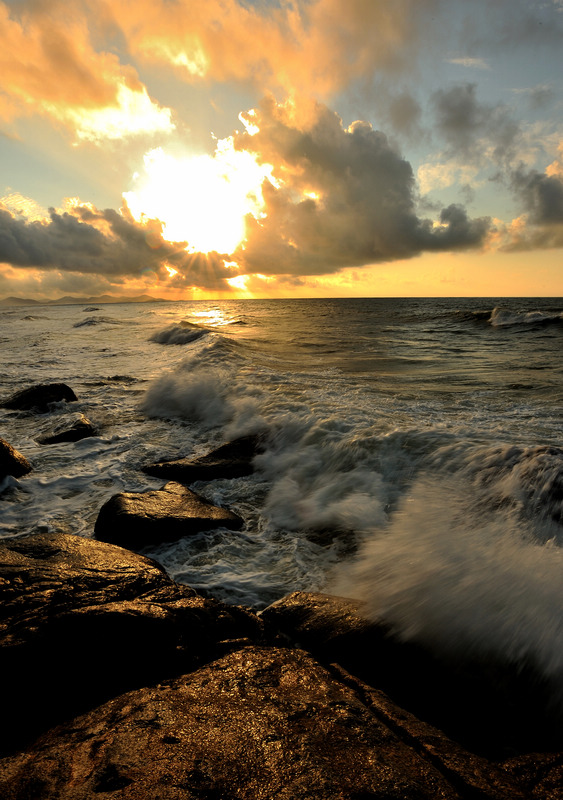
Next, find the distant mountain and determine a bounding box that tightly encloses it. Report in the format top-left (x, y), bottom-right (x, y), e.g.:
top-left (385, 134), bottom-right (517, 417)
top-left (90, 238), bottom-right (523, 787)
top-left (0, 296), bottom-right (42, 306)
top-left (0, 294), bottom-right (164, 307)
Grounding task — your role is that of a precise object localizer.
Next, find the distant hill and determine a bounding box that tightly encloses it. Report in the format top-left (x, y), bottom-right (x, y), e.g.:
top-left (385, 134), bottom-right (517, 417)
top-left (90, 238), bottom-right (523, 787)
top-left (0, 294), bottom-right (164, 307)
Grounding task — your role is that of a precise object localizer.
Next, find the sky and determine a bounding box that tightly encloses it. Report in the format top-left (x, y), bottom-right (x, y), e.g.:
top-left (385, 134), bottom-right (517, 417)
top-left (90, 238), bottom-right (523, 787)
top-left (0, 0), bottom-right (563, 301)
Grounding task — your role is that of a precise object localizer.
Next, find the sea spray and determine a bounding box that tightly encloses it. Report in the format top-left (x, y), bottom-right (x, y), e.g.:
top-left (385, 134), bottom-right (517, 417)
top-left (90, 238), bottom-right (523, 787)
top-left (333, 472), bottom-right (563, 702)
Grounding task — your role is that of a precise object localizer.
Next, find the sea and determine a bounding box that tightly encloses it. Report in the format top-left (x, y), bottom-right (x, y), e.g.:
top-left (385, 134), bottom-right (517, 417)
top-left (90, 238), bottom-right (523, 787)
top-left (1, 296), bottom-right (563, 689)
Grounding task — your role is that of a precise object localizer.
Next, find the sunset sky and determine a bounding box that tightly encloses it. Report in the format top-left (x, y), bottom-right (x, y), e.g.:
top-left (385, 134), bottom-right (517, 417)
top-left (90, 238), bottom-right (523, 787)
top-left (1, 0), bottom-right (562, 300)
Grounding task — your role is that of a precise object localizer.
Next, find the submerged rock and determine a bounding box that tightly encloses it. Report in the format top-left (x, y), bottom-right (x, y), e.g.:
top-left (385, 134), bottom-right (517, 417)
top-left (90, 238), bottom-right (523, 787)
top-left (0, 438), bottom-right (32, 481)
top-left (1, 383), bottom-right (78, 412)
top-left (36, 412), bottom-right (97, 444)
top-left (142, 434), bottom-right (264, 483)
top-left (94, 481), bottom-right (245, 549)
top-left (261, 591), bottom-right (563, 758)
top-left (0, 646), bottom-right (524, 800)
top-left (0, 533), bottom-right (262, 754)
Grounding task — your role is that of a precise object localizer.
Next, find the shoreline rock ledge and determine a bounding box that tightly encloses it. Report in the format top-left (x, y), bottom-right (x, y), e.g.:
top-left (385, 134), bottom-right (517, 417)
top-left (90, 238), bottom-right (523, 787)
top-left (0, 531), bottom-right (557, 799)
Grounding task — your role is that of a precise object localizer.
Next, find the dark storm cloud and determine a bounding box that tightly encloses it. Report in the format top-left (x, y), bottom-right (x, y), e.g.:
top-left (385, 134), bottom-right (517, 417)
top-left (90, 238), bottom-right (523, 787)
top-left (0, 204), bottom-right (231, 290)
top-left (234, 97), bottom-right (491, 276)
top-left (432, 83), bottom-right (520, 165)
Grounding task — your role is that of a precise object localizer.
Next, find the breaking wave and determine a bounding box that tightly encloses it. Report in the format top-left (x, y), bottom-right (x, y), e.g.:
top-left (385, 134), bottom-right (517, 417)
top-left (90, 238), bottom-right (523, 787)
top-left (150, 321), bottom-right (210, 345)
top-left (490, 306), bottom-right (563, 327)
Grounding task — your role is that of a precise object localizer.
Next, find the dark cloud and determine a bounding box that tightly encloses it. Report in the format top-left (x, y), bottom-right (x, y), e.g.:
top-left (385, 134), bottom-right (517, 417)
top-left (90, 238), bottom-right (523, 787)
top-left (432, 83), bottom-right (520, 165)
top-left (0, 203), bottom-right (232, 290)
top-left (511, 167), bottom-right (563, 225)
top-left (501, 166), bottom-right (563, 252)
top-left (234, 97), bottom-right (491, 275)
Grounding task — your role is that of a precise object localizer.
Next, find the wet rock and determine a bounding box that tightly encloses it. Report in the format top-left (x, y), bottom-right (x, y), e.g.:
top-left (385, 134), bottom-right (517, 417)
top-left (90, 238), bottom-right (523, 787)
top-left (0, 438), bottom-right (32, 481)
top-left (0, 646), bottom-right (525, 800)
top-left (36, 412), bottom-right (97, 444)
top-left (0, 533), bottom-right (262, 754)
top-left (143, 434), bottom-right (264, 483)
top-left (95, 481), bottom-right (245, 549)
top-left (1, 383), bottom-right (78, 412)
top-left (261, 591), bottom-right (562, 758)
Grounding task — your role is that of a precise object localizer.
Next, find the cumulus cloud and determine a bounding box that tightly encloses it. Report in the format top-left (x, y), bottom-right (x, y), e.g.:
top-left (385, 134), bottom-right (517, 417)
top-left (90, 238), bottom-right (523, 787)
top-left (498, 149), bottom-right (563, 252)
top-left (0, 201), bottom-right (232, 290)
top-left (230, 96), bottom-right (490, 276)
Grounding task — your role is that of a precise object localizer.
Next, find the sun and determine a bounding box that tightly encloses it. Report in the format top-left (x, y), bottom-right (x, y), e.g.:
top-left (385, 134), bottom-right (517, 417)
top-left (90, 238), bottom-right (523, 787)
top-left (124, 138), bottom-right (275, 255)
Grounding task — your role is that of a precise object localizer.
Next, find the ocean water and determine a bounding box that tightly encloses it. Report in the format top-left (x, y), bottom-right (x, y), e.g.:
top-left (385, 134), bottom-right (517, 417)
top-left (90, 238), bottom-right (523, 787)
top-left (2, 297), bottom-right (563, 688)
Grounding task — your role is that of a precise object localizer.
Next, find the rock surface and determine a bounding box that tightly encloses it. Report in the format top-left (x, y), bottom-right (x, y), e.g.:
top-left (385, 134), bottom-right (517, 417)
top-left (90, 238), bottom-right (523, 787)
top-left (36, 412), bottom-right (97, 444)
top-left (0, 438), bottom-right (32, 480)
top-left (143, 434), bottom-right (264, 483)
top-left (261, 591), bottom-right (562, 758)
top-left (0, 533), bottom-right (262, 754)
top-left (1, 382), bottom-right (78, 412)
top-left (0, 646), bottom-right (525, 800)
top-left (94, 481), bottom-right (245, 549)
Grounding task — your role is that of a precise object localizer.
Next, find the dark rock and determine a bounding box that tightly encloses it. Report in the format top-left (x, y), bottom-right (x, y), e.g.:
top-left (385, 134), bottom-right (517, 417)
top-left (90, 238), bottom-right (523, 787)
top-left (36, 413), bottom-right (97, 444)
top-left (261, 591), bottom-right (562, 758)
top-left (0, 533), bottom-right (263, 754)
top-left (0, 646), bottom-right (525, 800)
top-left (502, 751), bottom-right (563, 799)
top-left (94, 481), bottom-right (245, 549)
top-left (0, 438), bottom-right (32, 480)
top-left (143, 434), bottom-right (264, 483)
top-left (1, 383), bottom-right (78, 412)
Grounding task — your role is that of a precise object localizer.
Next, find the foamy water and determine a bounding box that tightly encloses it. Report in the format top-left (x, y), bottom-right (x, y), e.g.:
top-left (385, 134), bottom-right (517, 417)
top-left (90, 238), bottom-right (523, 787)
top-left (1, 297), bottom-right (563, 689)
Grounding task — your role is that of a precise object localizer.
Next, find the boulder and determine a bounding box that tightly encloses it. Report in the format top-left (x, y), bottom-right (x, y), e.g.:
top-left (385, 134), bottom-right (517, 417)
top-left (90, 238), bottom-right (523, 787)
top-left (0, 646), bottom-right (525, 800)
top-left (36, 412), bottom-right (97, 444)
top-left (261, 591), bottom-right (562, 758)
top-left (1, 383), bottom-right (78, 412)
top-left (0, 533), bottom-right (263, 754)
top-left (142, 434), bottom-right (264, 483)
top-left (94, 481), bottom-right (245, 549)
top-left (0, 438), bottom-right (32, 481)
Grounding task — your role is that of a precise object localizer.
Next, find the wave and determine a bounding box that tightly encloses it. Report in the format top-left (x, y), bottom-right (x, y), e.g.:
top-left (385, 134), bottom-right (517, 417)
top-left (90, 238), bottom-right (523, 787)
top-left (150, 323), bottom-right (209, 345)
top-left (490, 306), bottom-right (563, 328)
top-left (73, 316), bottom-right (122, 328)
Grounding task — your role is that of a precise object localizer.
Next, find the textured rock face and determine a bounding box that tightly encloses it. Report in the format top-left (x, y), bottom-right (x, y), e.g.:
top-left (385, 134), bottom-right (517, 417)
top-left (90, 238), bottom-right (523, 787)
top-left (143, 434), bottom-right (264, 483)
top-left (94, 481), bottom-right (245, 549)
top-left (1, 383), bottom-right (78, 412)
top-left (0, 438), bottom-right (32, 480)
top-left (0, 533), bottom-right (262, 754)
top-left (36, 413), bottom-right (97, 444)
top-left (0, 646), bottom-right (524, 800)
top-left (261, 591), bottom-right (562, 758)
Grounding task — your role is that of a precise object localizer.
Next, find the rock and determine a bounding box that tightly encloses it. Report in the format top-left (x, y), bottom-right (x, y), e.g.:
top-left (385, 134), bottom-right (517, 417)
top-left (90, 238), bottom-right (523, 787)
top-left (143, 434), bottom-right (264, 483)
top-left (94, 481), bottom-right (245, 549)
top-left (36, 412), bottom-right (97, 444)
top-left (0, 533), bottom-right (263, 754)
top-left (0, 438), bottom-right (32, 480)
top-left (1, 383), bottom-right (78, 412)
top-left (503, 751), bottom-right (563, 799)
top-left (261, 591), bottom-right (562, 758)
top-left (0, 646), bottom-right (525, 800)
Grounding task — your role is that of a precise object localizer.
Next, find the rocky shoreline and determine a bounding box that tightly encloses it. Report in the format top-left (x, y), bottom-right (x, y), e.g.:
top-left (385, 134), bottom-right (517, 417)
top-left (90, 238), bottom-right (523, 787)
top-left (1, 383), bottom-right (563, 798)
